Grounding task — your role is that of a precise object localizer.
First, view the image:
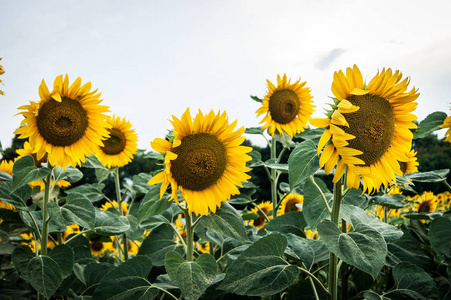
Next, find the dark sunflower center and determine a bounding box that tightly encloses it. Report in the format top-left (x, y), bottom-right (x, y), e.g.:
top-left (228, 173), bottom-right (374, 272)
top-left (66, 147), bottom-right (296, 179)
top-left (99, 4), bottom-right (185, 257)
top-left (170, 133), bottom-right (227, 191)
top-left (418, 201), bottom-right (431, 213)
top-left (268, 89), bottom-right (300, 124)
top-left (36, 97), bottom-right (88, 147)
top-left (253, 207), bottom-right (269, 227)
top-left (340, 93), bottom-right (395, 166)
top-left (399, 161), bottom-right (408, 174)
top-left (91, 241), bottom-right (104, 252)
top-left (101, 128), bottom-right (126, 155)
top-left (284, 199), bottom-right (301, 213)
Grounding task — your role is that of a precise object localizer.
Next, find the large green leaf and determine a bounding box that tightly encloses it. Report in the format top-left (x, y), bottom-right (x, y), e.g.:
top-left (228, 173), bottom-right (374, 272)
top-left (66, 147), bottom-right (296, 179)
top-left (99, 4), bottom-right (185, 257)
top-left (81, 155), bottom-right (110, 182)
top-left (392, 262), bottom-right (439, 299)
top-left (428, 217), bottom-right (451, 258)
top-left (0, 180), bottom-right (32, 210)
top-left (124, 173), bottom-right (153, 196)
top-left (138, 224), bottom-right (181, 266)
top-left (11, 156), bottom-right (51, 193)
top-left (413, 111), bottom-right (447, 139)
top-left (218, 233), bottom-right (299, 296)
top-left (303, 178), bottom-right (332, 231)
top-left (370, 194), bottom-right (407, 209)
top-left (198, 202), bottom-right (249, 242)
top-left (342, 188), bottom-right (369, 209)
top-left (52, 166), bottom-right (83, 183)
top-left (61, 193), bottom-right (96, 229)
top-left (285, 233), bottom-right (329, 270)
top-left (49, 244), bottom-right (75, 278)
top-left (20, 210), bottom-right (67, 233)
top-left (65, 183), bottom-right (105, 203)
top-left (264, 212), bottom-right (307, 236)
top-left (92, 255), bottom-right (158, 300)
top-left (340, 204), bottom-right (403, 241)
top-left (317, 221), bottom-right (387, 279)
top-left (288, 140), bottom-right (320, 190)
top-left (405, 169), bottom-right (449, 183)
top-left (93, 208), bottom-right (130, 235)
top-left (137, 185), bottom-right (172, 224)
top-left (165, 251), bottom-right (218, 300)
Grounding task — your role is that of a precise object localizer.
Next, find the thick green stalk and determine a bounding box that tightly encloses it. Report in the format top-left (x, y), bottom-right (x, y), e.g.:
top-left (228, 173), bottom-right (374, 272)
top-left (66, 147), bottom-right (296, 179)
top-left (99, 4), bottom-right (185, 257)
top-left (341, 219), bottom-right (348, 300)
top-left (185, 210), bottom-right (194, 261)
top-left (113, 168), bottom-right (128, 261)
top-left (328, 179), bottom-right (343, 300)
top-left (40, 172), bottom-right (52, 256)
top-left (271, 137), bottom-right (278, 218)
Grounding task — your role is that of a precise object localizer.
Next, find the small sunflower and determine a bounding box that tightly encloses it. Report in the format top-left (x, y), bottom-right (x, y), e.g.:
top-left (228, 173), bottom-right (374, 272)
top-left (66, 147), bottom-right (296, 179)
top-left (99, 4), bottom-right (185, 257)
top-left (62, 224), bottom-right (81, 240)
top-left (256, 74), bottom-right (315, 137)
top-left (278, 193), bottom-right (303, 215)
top-left (305, 229), bottom-right (318, 240)
top-left (441, 107), bottom-right (451, 144)
top-left (312, 65), bottom-right (419, 193)
top-left (0, 57), bottom-right (4, 95)
top-left (97, 115), bottom-right (138, 168)
top-left (15, 75), bottom-right (111, 170)
top-left (148, 108), bottom-right (252, 216)
top-left (196, 241), bottom-right (210, 253)
top-left (399, 149), bottom-right (419, 175)
top-left (249, 201), bottom-right (273, 229)
top-left (100, 200), bottom-right (128, 215)
top-left (413, 191), bottom-right (438, 213)
top-left (90, 240), bottom-right (114, 256)
top-left (15, 142), bottom-right (71, 190)
top-left (0, 160), bottom-right (15, 210)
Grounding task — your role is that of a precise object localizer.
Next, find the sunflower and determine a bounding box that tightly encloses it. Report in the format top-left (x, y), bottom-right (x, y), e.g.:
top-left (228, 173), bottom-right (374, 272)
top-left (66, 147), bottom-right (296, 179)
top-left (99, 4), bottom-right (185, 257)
top-left (249, 201), bottom-right (273, 229)
top-left (413, 191), bottom-right (438, 213)
top-left (399, 149), bottom-right (419, 175)
top-left (278, 193), bottom-right (303, 215)
top-left (90, 240), bottom-right (114, 256)
top-left (15, 142), bottom-right (71, 190)
top-left (441, 107), bottom-right (451, 144)
top-left (256, 74), bottom-right (315, 137)
top-left (196, 241), bottom-right (210, 253)
top-left (62, 224), bottom-right (81, 240)
top-left (148, 108), bottom-right (252, 216)
top-left (15, 75), bottom-right (111, 170)
top-left (0, 57), bottom-right (4, 95)
top-left (0, 160), bottom-right (15, 210)
top-left (100, 200), bottom-right (128, 215)
top-left (312, 65), bottom-right (419, 193)
top-left (97, 115), bottom-right (138, 168)
top-left (305, 229), bottom-right (318, 240)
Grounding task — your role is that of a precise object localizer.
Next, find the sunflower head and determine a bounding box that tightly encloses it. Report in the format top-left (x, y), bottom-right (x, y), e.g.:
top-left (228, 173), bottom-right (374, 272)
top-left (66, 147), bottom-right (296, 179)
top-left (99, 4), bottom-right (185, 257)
top-left (0, 57), bottom-right (4, 95)
top-left (14, 75), bottom-right (111, 170)
top-left (97, 115), bottom-right (138, 168)
top-left (398, 149), bottom-right (419, 175)
top-left (415, 191), bottom-right (438, 213)
top-left (312, 65), bottom-right (419, 194)
top-left (100, 200), bottom-right (128, 215)
top-left (148, 108), bottom-right (252, 216)
top-left (256, 74), bottom-right (315, 137)
top-left (249, 201), bottom-right (273, 229)
top-left (90, 240), bottom-right (114, 256)
top-left (440, 107), bottom-right (451, 144)
top-left (278, 193), bottom-right (303, 215)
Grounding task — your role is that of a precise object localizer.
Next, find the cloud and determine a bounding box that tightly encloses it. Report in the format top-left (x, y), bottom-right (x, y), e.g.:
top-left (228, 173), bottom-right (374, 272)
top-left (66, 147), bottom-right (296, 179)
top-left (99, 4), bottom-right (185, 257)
top-left (316, 48), bottom-right (347, 70)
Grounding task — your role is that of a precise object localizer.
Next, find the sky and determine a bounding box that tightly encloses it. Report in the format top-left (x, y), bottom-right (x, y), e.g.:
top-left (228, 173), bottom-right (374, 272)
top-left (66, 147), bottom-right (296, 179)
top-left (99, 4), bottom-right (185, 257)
top-left (1, 0), bottom-right (450, 152)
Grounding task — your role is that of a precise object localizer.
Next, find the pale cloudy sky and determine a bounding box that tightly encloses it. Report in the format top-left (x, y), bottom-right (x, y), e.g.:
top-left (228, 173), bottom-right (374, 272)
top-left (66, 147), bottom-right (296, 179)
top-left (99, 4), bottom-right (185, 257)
top-left (1, 0), bottom-right (450, 150)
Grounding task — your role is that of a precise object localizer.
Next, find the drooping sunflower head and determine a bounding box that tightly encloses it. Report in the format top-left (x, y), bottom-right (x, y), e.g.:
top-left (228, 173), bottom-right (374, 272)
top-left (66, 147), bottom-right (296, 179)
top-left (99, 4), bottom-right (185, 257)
top-left (97, 115), bottom-right (138, 168)
top-left (14, 75), bottom-right (111, 170)
top-left (312, 65), bottom-right (419, 193)
top-left (256, 74), bottom-right (315, 137)
top-left (278, 193), bottom-right (303, 215)
top-left (441, 106), bottom-right (451, 144)
top-left (249, 201), bottom-right (273, 229)
top-left (148, 108), bottom-right (252, 216)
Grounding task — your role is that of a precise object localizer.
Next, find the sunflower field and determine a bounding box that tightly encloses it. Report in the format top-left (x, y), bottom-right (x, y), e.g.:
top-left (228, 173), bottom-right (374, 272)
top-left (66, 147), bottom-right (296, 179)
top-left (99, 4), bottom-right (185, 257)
top-left (1, 62), bottom-right (451, 300)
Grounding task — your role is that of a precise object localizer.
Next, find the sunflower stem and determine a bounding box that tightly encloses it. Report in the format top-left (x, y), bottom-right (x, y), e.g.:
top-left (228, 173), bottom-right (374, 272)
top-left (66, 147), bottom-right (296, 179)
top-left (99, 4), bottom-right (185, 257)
top-left (328, 179), bottom-right (343, 300)
top-left (341, 219), bottom-right (348, 300)
top-left (270, 137), bottom-right (278, 219)
top-left (40, 170), bottom-right (53, 256)
top-left (308, 176), bottom-right (332, 215)
top-left (297, 266), bottom-right (330, 297)
top-left (443, 179), bottom-right (451, 192)
top-left (185, 210), bottom-right (195, 262)
top-left (113, 168), bottom-right (128, 261)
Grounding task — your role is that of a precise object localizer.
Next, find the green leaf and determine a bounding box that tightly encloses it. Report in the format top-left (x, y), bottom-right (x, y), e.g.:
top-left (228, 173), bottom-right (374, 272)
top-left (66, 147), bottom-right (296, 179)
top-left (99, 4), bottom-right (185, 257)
top-left (288, 140), bottom-right (320, 190)
top-left (138, 224), bottom-right (182, 266)
top-left (65, 183), bottom-right (105, 202)
top-left (405, 169), bottom-right (449, 183)
top-left (370, 194), bottom-right (407, 209)
top-left (137, 185), bottom-right (172, 224)
top-left (317, 221), bottom-right (387, 279)
top-left (263, 160), bottom-right (289, 173)
top-left (20, 210), bottom-right (67, 233)
top-left (165, 251), bottom-right (218, 300)
top-left (429, 217), bottom-right (451, 258)
top-left (0, 170), bottom-right (12, 181)
top-left (363, 291), bottom-right (390, 300)
top-left (0, 180), bottom-right (32, 210)
top-left (198, 202), bottom-right (249, 242)
top-left (264, 212), bottom-right (307, 236)
top-left (245, 126), bottom-right (264, 134)
top-left (11, 156), bottom-right (51, 193)
top-left (82, 262), bottom-right (115, 293)
top-left (250, 95), bottom-right (263, 103)
top-left (228, 194), bottom-right (254, 205)
top-left (92, 255), bottom-right (158, 300)
top-left (124, 214), bottom-right (145, 241)
top-left (413, 111), bottom-right (447, 139)
top-left (218, 233), bottom-right (300, 296)
top-left (81, 155), bottom-right (110, 182)
top-left (402, 211), bottom-right (443, 221)
top-left (285, 233), bottom-right (329, 270)
top-left (303, 178), bottom-right (332, 231)
top-left (392, 262), bottom-right (439, 299)
top-left (52, 166), bottom-right (83, 184)
top-left (93, 208), bottom-right (130, 235)
top-left (61, 193), bottom-right (96, 229)
top-left (49, 244), bottom-right (74, 278)
top-left (124, 173), bottom-right (153, 196)
top-left (295, 127), bottom-right (326, 141)
top-left (340, 204), bottom-right (403, 241)
top-left (342, 188), bottom-right (369, 209)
